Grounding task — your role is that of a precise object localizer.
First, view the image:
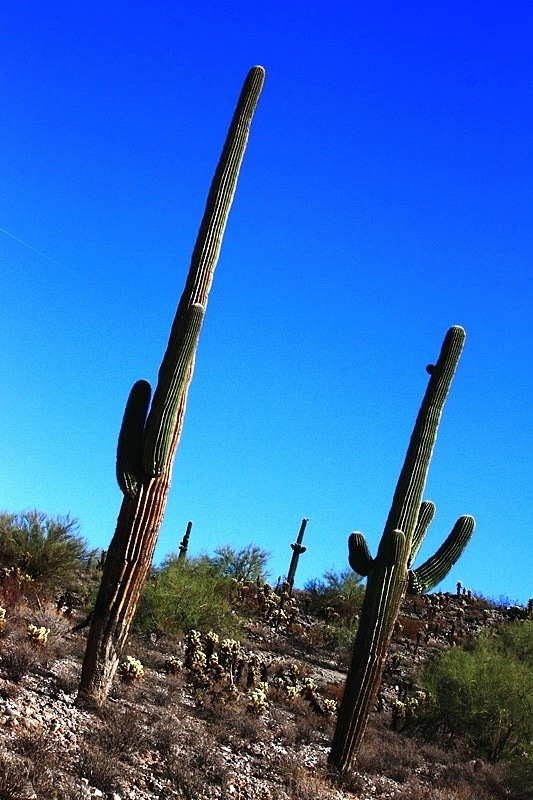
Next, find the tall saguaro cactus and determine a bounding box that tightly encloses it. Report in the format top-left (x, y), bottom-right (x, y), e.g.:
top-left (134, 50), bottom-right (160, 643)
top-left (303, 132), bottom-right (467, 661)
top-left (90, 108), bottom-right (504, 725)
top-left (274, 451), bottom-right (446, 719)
top-left (286, 517), bottom-right (309, 590)
top-left (78, 66), bottom-right (265, 705)
top-left (329, 326), bottom-right (475, 774)
top-left (178, 520), bottom-right (193, 560)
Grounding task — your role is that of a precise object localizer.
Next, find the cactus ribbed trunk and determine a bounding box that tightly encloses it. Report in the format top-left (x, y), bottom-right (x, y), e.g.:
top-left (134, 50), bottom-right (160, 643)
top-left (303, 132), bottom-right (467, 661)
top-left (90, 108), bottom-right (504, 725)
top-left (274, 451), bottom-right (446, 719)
top-left (78, 66), bottom-right (265, 706)
top-left (329, 326), bottom-right (474, 774)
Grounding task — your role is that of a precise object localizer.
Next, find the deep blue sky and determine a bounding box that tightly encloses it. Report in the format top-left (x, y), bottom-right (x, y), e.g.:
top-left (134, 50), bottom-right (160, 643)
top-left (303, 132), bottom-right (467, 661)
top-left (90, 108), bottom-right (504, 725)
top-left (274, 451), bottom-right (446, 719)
top-left (1, 2), bottom-right (532, 603)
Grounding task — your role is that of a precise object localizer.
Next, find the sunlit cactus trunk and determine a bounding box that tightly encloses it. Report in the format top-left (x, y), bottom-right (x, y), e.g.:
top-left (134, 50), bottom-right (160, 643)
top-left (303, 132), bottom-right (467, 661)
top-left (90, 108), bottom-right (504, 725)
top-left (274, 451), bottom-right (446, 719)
top-left (329, 326), bottom-right (475, 774)
top-left (78, 66), bottom-right (265, 706)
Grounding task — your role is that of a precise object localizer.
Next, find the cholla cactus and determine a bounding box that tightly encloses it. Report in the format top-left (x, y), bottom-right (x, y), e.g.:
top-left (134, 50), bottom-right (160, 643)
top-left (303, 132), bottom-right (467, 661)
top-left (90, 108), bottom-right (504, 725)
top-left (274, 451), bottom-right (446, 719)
top-left (246, 686), bottom-right (269, 715)
top-left (164, 655), bottom-right (183, 675)
top-left (185, 630), bottom-right (203, 669)
top-left (118, 655), bottom-right (144, 681)
top-left (27, 624), bottom-right (50, 646)
top-left (189, 649), bottom-right (207, 674)
top-left (285, 685), bottom-right (299, 701)
top-left (324, 698), bottom-right (338, 715)
top-left (204, 630), bottom-right (219, 665)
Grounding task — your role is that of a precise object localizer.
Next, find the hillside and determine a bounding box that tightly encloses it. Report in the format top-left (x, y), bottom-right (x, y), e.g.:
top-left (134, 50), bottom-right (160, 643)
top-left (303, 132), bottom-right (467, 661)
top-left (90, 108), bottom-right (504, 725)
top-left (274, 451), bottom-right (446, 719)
top-left (1, 567), bottom-right (529, 800)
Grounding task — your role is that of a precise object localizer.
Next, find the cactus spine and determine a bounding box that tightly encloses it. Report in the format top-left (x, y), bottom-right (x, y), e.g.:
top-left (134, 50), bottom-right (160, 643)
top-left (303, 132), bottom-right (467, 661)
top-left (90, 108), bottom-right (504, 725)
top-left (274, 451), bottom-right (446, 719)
top-left (286, 518), bottom-right (308, 590)
top-left (178, 520), bottom-right (193, 559)
top-left (77, 66), bottom-right (265, 706)
top-left (329, 326), bottom-right (475, 775)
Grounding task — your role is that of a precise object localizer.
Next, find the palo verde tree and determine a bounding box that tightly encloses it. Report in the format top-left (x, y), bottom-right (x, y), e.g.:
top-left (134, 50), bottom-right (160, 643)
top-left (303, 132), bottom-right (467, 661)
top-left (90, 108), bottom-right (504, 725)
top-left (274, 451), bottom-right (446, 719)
top-left (329, 325), bottom-right (475, 775)
top-left (78, 66), bottom-right (265, 705)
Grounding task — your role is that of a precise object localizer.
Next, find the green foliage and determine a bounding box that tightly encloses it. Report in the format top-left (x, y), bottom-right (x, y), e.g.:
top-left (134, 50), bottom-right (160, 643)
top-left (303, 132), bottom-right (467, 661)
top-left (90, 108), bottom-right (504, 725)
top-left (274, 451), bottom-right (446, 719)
top-left (0, 510), bottom-right (94, 591)
top-left (134, 556), bottom-right (242, 639)
top-left (419, 621), bottom-right (533, 793)
top-left (303, 569), bottom-right (364, 664)
top-left (210, 543), bottom-right (270, 583)
top-left (305, 568), bottom-right (365, 622)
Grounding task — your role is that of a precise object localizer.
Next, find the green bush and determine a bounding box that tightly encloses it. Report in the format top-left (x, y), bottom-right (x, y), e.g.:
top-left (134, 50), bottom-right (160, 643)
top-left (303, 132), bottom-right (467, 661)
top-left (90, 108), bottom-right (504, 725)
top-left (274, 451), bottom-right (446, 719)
top-left (304, 568), bottom-right (364, 623)
top-left (134, 556), bottom-right (242, 639)
top-left (301, 569), bottom-right (364, 665)
top-left (209, 543), bottom-right (271, 582)
top-left (0, 510), bottom-right (94, 592)
top-left (419, 621), bottom-right (533, 795)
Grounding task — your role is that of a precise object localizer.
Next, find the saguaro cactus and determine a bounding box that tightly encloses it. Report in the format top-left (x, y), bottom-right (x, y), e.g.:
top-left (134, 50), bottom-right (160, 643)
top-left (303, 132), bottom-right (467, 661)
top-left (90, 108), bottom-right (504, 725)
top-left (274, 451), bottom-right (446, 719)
top-left (286, 518), bottom-right (309, 590)
top-left (178, 520), bottom-right (193, 559)
top-left (77, 66), bottom-right (265, 705)
top-left (329, 326), bottom-right (475, 774)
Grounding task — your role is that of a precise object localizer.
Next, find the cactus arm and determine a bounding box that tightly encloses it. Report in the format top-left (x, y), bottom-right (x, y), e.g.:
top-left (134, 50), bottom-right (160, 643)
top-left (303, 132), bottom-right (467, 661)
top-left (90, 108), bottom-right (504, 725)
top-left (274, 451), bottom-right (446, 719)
top-left (348, 532), bottom-right (373, 576)
top-left (408, 500), bottom-right (436, 568)
top-left (143, 303), bottom-right (205, 476)
top-left (408, 515), bottom-right (475, 594)
top-left (116, 380), bottom-right (152, 498)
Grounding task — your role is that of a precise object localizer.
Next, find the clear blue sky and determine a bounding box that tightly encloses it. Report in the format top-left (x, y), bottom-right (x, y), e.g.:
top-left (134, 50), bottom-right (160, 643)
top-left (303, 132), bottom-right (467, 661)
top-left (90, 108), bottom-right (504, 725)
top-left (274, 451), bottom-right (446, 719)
top-left (1, 2), bottom-right (531, 604)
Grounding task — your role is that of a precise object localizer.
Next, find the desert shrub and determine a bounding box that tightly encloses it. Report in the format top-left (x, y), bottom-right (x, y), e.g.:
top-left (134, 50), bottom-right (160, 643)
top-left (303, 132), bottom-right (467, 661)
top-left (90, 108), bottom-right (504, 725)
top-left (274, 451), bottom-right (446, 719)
top-left (154, 727), bottom-right (228, 798)
top-left (419, 621), bottom-right (533, 794)
top-left (134, 555), bottom-right (242, 638)
top-left (209, 543), bottom-right (271, 582)
top-left (93, 703), bottom-right (148, 758)
top-left (279, 754), bottom-right (333, 800)
top-left (77, 743), bottom-right (123, 794)
top-left (304, 568), bottom-right (364, 623)
top-left (302, 568), bottom-right (364, 662)
top-left (0, 641), bottom-right (38, 682)
top-left (0, 510), bottom-right (95, 591)
top-left (0, 752), bottom-right (33, 800)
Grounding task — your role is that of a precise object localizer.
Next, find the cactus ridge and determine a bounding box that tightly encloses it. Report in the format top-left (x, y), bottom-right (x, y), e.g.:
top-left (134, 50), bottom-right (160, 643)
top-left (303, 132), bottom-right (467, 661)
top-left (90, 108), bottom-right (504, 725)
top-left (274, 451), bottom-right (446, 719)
top-left (143, 303), bottom-right (205, 476)
top-left (116, 380), bottom-right (152, 498)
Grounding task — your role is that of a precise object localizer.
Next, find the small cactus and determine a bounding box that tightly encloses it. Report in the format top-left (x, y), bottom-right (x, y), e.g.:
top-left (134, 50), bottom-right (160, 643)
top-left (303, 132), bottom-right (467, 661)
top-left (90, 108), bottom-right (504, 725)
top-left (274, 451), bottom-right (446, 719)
top-left (164, 655), bottom-right (183, 675)
top-left (118, 655), bottom-right (144, 681)
top-left (27, 624), bottom-right (50, 646)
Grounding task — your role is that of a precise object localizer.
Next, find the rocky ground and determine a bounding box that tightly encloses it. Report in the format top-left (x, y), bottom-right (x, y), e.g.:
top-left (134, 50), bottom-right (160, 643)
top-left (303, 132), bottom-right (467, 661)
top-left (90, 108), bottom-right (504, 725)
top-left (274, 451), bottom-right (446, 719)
top-left (0, 589), bottom-right (519, 800)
